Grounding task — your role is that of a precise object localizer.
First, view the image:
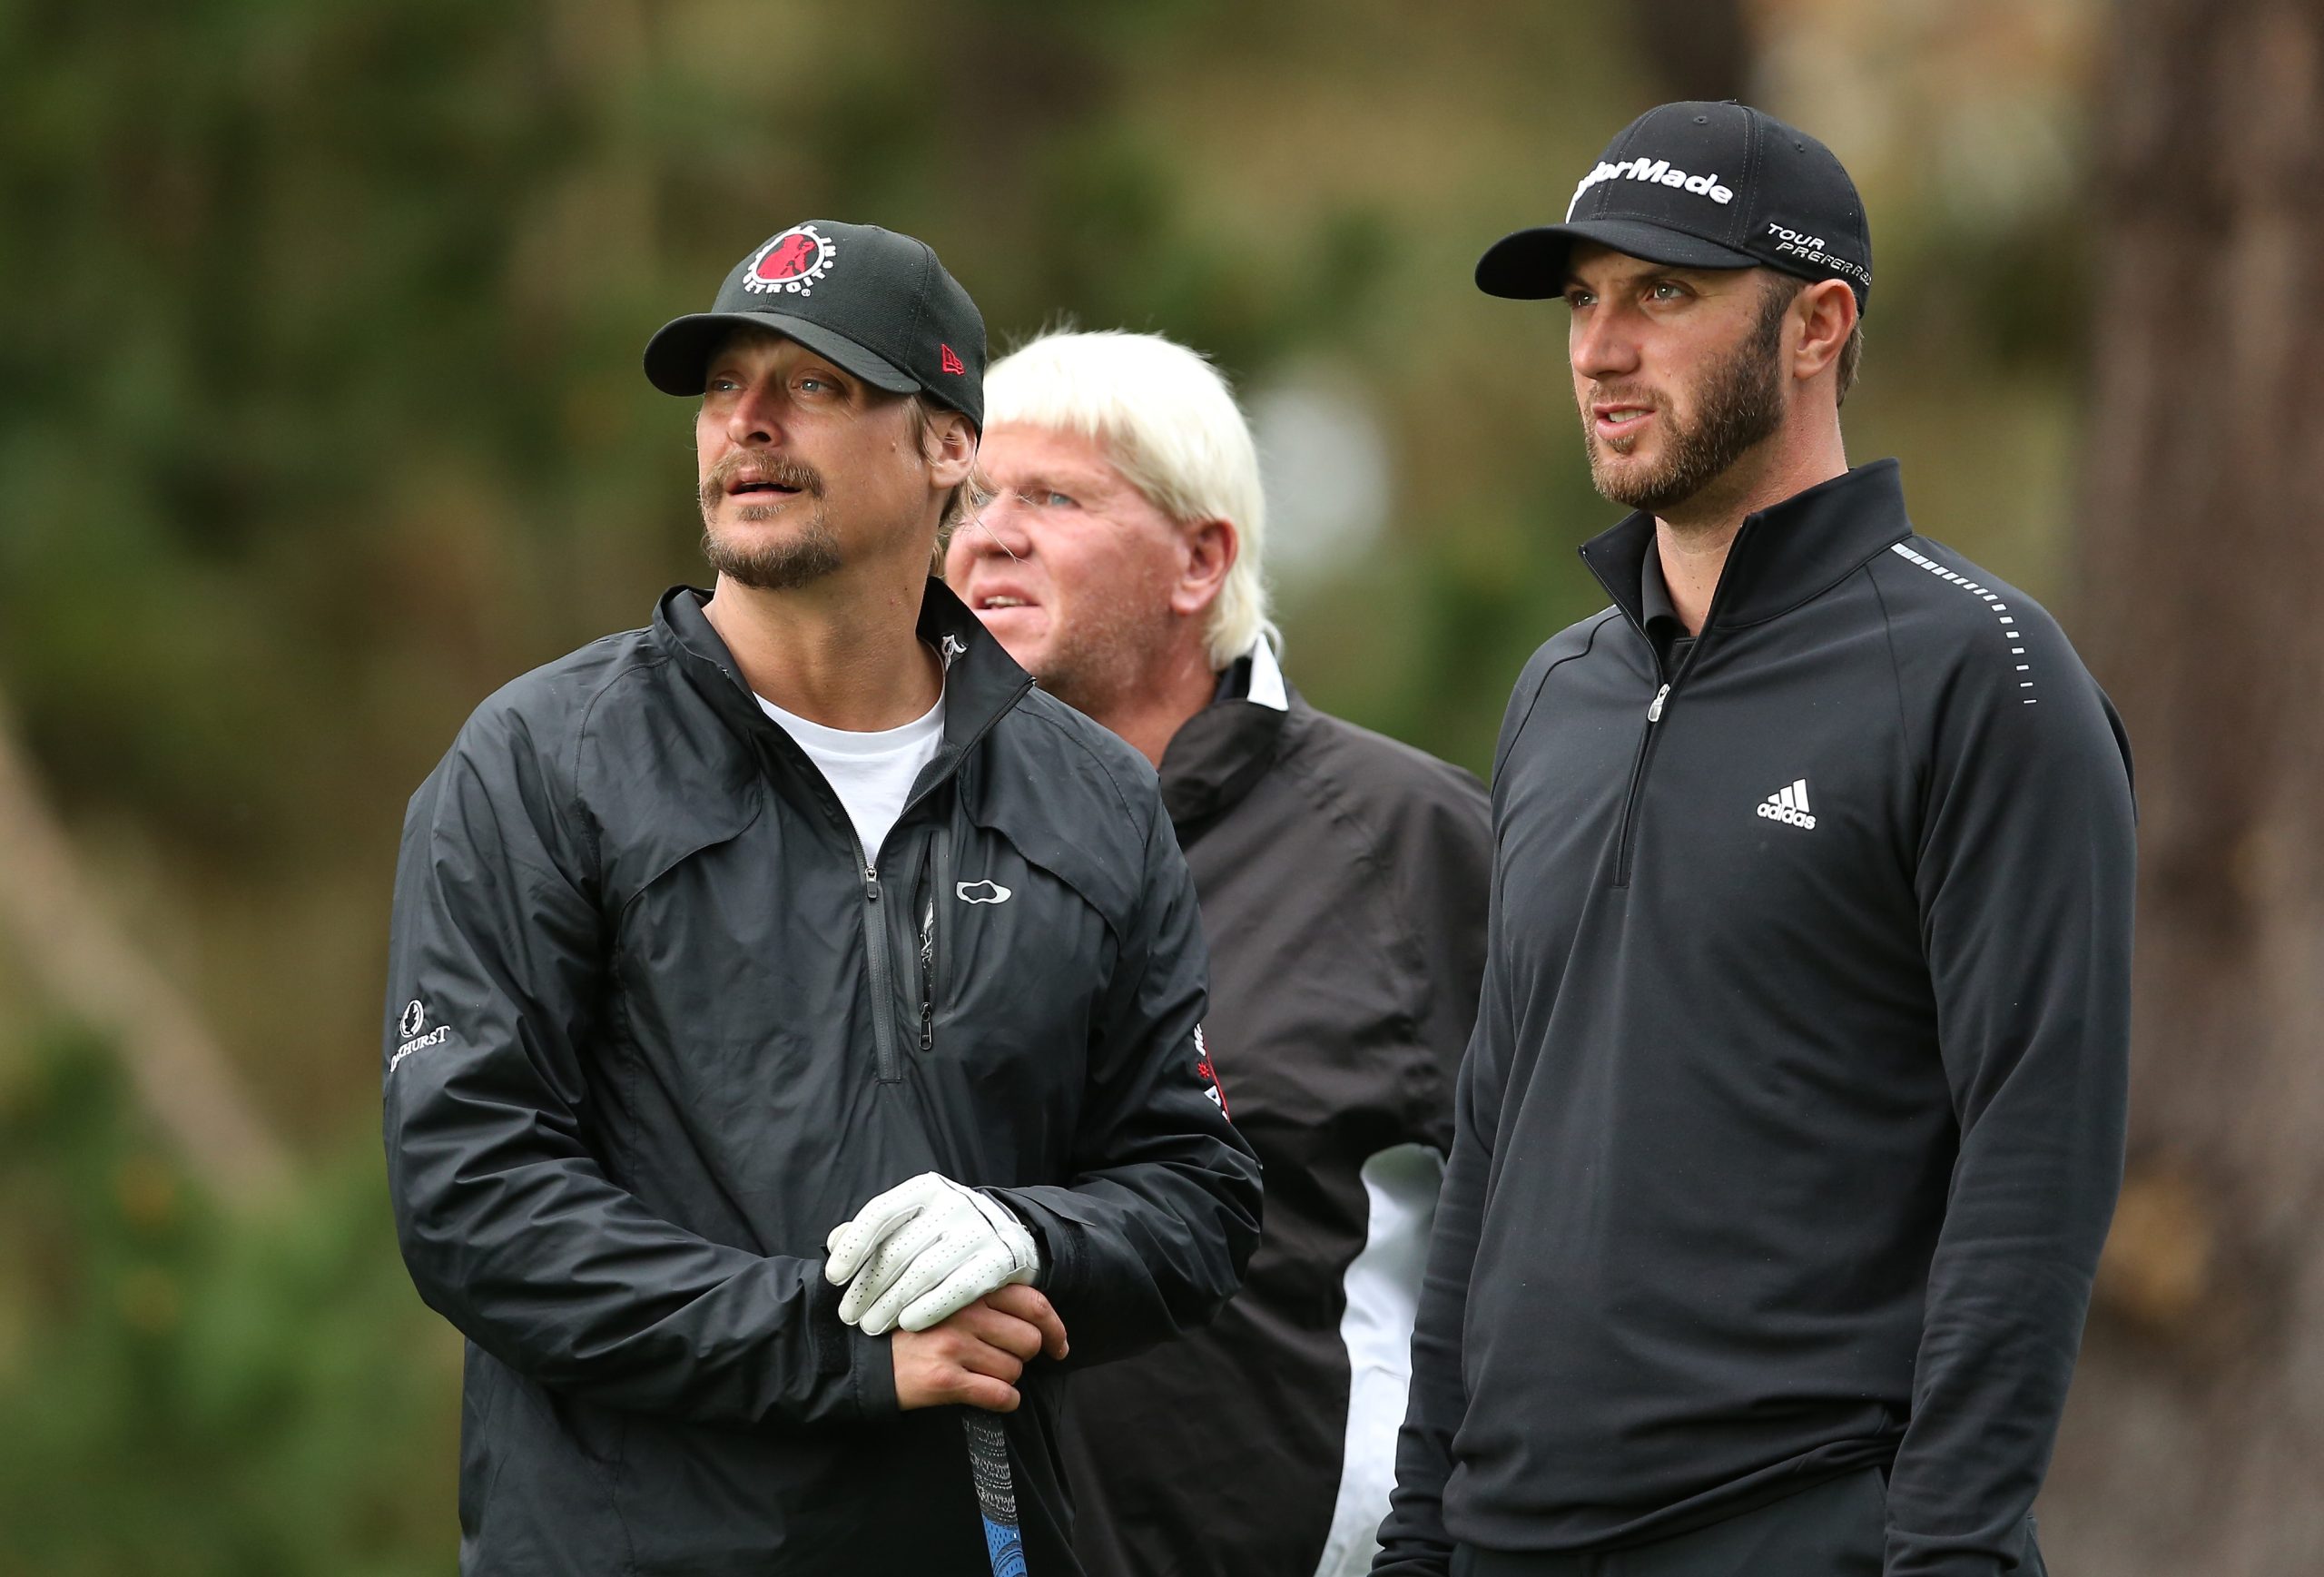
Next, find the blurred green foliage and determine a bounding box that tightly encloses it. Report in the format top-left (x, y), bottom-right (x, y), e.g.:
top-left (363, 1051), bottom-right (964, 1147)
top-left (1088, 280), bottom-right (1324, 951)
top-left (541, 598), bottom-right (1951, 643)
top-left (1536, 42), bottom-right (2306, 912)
top-left (0, 0), bottom-right (2093, 1562)
top-left (0, 1030), bottom-right (454, 1574)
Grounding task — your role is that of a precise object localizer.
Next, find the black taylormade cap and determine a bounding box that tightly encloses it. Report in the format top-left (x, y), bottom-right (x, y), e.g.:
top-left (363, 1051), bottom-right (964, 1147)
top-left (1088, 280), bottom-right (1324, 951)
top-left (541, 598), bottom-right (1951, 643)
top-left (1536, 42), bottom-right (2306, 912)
top-left (644, 220), bottom-right (987, 429)
top-left (1477, 102), bottom-right (1871, 312)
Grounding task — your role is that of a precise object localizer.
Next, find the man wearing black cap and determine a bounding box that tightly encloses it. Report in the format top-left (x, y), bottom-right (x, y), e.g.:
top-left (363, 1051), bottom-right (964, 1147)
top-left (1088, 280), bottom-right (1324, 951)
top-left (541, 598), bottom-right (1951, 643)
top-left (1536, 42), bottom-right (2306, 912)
top-left (382, 220), bottom-right (1261, 1574)
top-left (1378, 106), bottom-right (2133, 1576)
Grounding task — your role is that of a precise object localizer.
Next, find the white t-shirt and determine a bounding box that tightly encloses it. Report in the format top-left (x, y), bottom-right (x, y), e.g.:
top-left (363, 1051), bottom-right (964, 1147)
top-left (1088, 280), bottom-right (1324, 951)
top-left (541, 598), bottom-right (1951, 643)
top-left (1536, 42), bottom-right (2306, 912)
top-left (756, 686), bottom-right (946, 863)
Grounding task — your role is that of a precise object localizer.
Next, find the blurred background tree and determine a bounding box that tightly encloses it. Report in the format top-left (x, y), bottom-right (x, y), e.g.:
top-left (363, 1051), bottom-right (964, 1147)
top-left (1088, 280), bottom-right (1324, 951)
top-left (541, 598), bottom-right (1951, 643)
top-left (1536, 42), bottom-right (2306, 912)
top-left (2036, 0), bottom-right (2324, 1572)
top-left (0, 0), bottom-right (2278, 1569)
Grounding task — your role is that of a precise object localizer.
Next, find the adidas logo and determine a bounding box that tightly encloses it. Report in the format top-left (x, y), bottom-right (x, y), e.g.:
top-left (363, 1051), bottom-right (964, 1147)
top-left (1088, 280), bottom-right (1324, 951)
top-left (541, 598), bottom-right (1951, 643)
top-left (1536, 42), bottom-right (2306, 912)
top-left (1756, 778), bottom-right (1817, 831)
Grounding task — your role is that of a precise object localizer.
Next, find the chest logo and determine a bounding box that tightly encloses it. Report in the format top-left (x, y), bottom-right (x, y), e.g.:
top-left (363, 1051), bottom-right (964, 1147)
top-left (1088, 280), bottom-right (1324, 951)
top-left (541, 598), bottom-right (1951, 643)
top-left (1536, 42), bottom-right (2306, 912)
top-left (956, 879), bottom-right (1012, 904)
top-left (1757, 777), bottom-right (1817, 831)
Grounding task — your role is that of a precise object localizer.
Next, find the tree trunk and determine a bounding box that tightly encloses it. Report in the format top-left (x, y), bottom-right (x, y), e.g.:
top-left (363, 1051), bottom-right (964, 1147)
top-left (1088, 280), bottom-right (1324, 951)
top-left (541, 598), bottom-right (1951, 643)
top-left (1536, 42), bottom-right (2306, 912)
top-left (2043, 2), bottom-right (2324, 1571)
top-left (0, 688), bottom-right (289, 1206)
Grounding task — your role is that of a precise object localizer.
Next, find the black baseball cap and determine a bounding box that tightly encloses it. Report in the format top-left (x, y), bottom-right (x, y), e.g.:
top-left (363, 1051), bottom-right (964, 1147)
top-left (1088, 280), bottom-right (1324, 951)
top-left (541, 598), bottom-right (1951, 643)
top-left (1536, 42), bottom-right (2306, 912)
top-left (1477, 102), bottom-right (1871, 312)
top-left (643, 220), bottom-right (987, 429)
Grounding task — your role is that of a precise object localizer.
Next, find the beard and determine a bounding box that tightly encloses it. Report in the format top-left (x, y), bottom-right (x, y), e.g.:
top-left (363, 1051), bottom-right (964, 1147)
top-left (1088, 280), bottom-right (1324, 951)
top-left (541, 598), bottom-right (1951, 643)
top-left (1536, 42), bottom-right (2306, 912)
top-left (1582, 281), bottom-right (1791, 515)
top-left (697, 453), bottom-right (842, 591)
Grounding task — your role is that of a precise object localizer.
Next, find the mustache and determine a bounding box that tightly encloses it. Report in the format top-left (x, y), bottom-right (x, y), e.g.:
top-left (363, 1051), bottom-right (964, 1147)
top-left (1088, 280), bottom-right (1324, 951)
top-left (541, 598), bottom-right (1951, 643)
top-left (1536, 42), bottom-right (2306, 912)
top-left (1587, 384), bottom-right (1662, 411)
top-left (700, 453), bottom-right (826, 511)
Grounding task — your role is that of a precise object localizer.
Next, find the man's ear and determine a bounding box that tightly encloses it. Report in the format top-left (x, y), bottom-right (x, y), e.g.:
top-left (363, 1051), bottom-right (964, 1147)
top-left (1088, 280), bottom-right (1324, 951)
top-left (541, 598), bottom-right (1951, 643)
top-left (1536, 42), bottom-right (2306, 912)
top-left (923, 411), bottom-right (977, 488)
top-left (1171, 517), bottom-right (1239, 620)
top-left (1791, 279), bottom-right (1857, 386)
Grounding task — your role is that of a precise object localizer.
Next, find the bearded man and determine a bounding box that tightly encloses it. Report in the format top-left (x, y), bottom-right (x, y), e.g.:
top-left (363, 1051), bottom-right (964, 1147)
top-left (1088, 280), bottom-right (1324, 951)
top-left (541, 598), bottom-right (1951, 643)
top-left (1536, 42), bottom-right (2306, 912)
top-left (382, 222), bottom-right (1259, 1574)
top-left (1376, 104), bottom-right (2134, 1577)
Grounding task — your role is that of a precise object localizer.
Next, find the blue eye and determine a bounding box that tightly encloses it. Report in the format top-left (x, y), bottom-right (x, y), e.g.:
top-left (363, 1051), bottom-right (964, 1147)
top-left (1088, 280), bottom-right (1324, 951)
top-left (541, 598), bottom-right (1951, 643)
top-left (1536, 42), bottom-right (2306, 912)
top-left (1044, 491), bottom-right (1076, 508)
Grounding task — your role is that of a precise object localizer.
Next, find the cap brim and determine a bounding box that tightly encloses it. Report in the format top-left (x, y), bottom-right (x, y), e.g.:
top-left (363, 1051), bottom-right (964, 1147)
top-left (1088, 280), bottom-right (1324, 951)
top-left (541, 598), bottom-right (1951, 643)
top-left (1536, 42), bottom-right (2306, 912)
top-left (642, 311), bottom-right (920, 397)
top-left (1476, 220), bottom-right (1761, 300)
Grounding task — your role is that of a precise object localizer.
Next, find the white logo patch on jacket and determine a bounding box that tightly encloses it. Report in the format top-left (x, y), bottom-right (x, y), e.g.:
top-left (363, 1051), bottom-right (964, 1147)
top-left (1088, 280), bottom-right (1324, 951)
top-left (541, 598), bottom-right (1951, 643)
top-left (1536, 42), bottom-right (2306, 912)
top-left (390, 1000), bottom-right (449, 1071)
top-left (1756, 778), bottom-right (1817, 831)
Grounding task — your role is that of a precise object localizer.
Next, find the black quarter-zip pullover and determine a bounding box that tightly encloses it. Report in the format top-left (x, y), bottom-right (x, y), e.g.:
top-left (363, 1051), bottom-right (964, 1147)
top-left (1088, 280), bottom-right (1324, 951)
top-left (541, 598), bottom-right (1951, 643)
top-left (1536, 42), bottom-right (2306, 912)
top-left (1376, 462), bottom-right (2134, 1577)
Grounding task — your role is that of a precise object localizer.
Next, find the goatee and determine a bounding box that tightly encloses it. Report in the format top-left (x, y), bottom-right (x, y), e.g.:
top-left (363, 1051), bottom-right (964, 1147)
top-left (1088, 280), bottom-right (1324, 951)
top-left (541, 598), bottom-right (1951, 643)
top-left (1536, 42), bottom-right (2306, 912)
top-left (698, 455), bottom-right (842, 591)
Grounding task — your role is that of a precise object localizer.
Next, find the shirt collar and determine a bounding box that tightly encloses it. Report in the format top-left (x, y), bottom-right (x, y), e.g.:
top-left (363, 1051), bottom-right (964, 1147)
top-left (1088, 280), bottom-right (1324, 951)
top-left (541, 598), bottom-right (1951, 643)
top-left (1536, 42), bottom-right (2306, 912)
top-left (1212, 637), bottom-right (1290, 712)
top-left (1578, 458), bottom-right (1915, 636)
top-left (1162, 639), bottom-right (1296, 831)
top-left (1640, 547), bottom-right (1684, 643)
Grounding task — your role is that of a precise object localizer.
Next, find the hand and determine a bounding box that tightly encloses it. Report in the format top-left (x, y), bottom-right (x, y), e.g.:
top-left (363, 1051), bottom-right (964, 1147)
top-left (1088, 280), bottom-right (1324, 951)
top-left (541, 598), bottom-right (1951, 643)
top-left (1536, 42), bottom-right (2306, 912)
top-left (891, 1286), bottom-right (1072, 1413)
top-left (824, 1172), bottom-right (1041, 1335)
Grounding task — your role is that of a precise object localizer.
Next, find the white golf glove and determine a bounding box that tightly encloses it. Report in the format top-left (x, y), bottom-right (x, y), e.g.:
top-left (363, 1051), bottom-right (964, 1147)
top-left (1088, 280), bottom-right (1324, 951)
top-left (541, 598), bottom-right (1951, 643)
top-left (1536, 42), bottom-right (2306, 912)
top-left (823, 1172), bottom-right (1041, 1336)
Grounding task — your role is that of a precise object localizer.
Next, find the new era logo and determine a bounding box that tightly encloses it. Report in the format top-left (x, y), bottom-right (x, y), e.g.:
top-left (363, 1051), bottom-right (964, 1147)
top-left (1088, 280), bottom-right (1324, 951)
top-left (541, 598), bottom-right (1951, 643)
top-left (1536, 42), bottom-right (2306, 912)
top-left (1756, 778), bottom-right (1817, 831)
top-left (939, 343), bottom-right (965, 376)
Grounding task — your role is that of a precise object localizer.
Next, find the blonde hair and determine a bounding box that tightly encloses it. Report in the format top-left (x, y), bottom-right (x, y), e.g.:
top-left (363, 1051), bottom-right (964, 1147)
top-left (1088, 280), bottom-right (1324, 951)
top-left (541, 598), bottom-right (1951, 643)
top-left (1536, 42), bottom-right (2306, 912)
top-left (983, 330), bottom-right (1274, 669)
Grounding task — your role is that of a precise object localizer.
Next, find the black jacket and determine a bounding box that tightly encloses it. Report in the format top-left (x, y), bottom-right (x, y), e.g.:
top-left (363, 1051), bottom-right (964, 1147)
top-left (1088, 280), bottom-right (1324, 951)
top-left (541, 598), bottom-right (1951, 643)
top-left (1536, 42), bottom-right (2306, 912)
top-left (382, 581), bottom-right (1262, 1575)
top-left (1378, 462), bottom-right (2134, 1577)
top-left (1059, 654), bottom-right (1492, 1577)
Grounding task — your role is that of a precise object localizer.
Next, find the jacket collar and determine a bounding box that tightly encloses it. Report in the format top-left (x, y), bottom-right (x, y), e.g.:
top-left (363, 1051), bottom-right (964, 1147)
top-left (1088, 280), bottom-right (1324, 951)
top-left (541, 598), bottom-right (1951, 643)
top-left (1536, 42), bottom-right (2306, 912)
top-left (651, 577), bottom-right (1037, 755)
top-left (1577, 458), bottom-right (1913, 636)
top-left (1158, 642), bottom-right (1297, 833)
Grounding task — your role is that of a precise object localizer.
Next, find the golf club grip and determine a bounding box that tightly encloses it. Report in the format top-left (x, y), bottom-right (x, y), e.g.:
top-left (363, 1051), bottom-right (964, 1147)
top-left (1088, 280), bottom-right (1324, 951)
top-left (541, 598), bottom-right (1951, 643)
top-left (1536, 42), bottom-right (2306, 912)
top-left (962, 1411), bottom-right (1027, 1576)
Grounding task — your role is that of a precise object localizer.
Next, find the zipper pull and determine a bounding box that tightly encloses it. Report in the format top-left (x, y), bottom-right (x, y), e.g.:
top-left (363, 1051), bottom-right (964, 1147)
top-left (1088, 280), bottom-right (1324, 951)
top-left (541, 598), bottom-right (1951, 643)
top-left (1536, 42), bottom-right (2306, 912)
top-left (918, 902), bottom-right (936, 1051)
top-left (1647, 684), bottom-right (1670, 723)
top-left (864, 867), bottom-right (881, 902)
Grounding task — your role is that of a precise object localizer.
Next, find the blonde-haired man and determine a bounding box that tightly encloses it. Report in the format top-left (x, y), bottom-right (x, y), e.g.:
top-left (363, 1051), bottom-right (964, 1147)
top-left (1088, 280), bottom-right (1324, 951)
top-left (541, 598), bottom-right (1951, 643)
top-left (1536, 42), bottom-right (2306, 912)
top-left (947, 330), bottom-right (1492, 1577)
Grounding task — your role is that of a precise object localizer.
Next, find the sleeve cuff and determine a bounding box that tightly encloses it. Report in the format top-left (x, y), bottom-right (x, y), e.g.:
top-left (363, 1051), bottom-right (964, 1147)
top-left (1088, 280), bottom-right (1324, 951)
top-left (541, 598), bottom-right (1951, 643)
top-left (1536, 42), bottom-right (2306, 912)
top-left (848, 1323), bottom-right (899, 1418)
top-left (984, 1188), bottom-right (1086, 1301)
top-left (809, 1267), bottom-right (899, 1418)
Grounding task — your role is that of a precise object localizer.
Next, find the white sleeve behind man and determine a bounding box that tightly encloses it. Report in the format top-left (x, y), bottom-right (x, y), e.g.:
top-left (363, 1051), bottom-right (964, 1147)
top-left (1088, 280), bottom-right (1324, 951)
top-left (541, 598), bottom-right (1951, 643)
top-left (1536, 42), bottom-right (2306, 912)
top-left (1313, 1143), bottom-right (1446, 1577)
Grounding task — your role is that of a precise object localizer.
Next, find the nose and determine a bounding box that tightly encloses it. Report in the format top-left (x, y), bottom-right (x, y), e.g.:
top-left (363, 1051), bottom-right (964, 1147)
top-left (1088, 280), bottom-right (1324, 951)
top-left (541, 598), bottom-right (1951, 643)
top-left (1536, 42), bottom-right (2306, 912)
top-left (1569, 301), bottom-right (1641, 385)
top-left (961, 487), bottom-right (1033, 561)
top-left (723, 378), bottom-right (789, 448)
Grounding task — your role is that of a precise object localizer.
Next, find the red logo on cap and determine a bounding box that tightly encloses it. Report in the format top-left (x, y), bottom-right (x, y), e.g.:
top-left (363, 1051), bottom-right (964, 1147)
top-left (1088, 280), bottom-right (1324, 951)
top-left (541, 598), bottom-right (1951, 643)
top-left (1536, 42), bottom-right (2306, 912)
top-left (940, 343), bottom-right (965, 376)
top-left (743, 224), bottom-right (837, 297)
top-left (756, 233), bottom-right (820, 281)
